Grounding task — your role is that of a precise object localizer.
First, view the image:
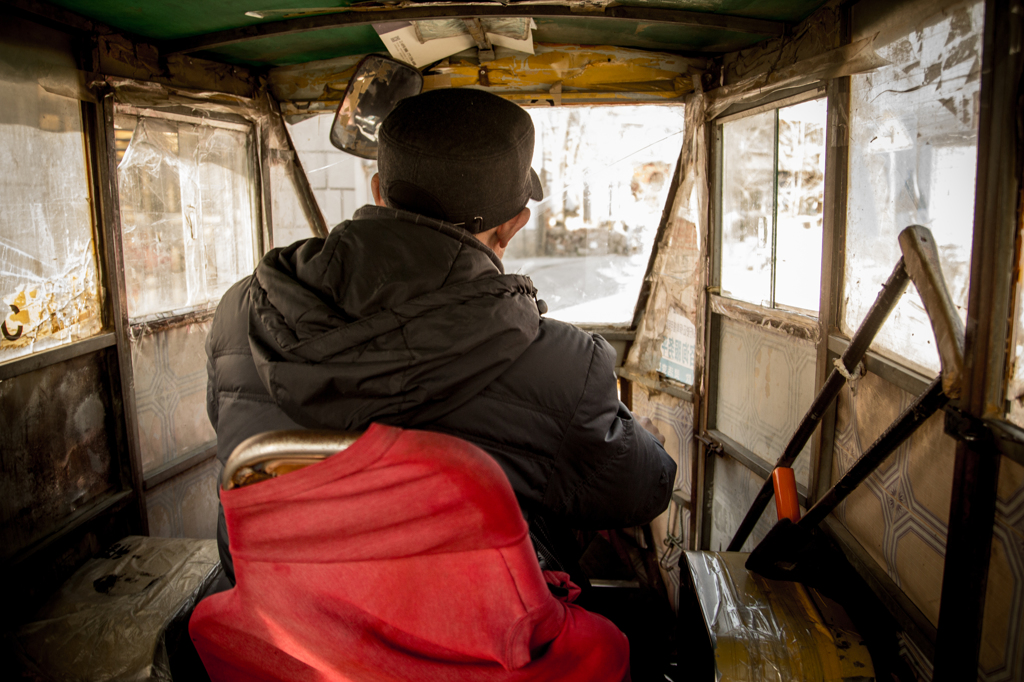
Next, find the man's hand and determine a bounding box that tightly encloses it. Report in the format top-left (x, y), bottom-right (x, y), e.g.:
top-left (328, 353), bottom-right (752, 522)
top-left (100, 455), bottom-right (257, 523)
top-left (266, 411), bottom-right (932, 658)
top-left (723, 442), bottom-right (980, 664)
top-left (638, 416), bottom-right (666, 446)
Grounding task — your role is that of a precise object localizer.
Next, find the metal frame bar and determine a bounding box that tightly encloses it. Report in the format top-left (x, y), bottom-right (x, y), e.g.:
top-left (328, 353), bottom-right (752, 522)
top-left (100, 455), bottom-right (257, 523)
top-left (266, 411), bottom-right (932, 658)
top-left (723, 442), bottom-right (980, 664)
top-left (116, 105), bottom-right (251, 132)
top-left (726, 257), bottom-right (910, 551)
top-left (161, 5), bottom-right (787, 56)
top-left (802, 377), bottom-right (947, 529)
top-left (811, 67), bottom-right (851, 503)
top-left (615, 367), bottom-right (694, 403)
top-left (129, 307), bottom-right (217, 337)
top-left (696, 122), bottom-right (725, 551)
top-left (144, 443), bottom-right (217, 490)
top-left (827, 335), bottom-right (933, 399)
top-left (708, 293), bottom-right (820, 343)
top-left (259, 112), bottom-right (277, 251)
top-left (714, 85), bottom-right (826, 126)
top-left (93, 91), bottom-right (149, 533)
top-left (933, 0), bottom-right (1023, 677)
top-left (0, 332), bottom-right (115, 381)
top-left (707, 429), bottom-right (810, 505)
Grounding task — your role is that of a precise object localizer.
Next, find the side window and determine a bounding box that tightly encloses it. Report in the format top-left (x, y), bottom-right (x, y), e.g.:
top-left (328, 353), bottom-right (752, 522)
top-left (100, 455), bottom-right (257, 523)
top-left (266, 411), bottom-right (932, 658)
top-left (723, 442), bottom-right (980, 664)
top-left (720, 98), bottom-right (826, 314)
top-left (114, 110), bottom-right (259, 529)
top-left (286, 114), bottom-right (375, 236)
top-left (0, 47), bottom-right (103, 362)
top-left (843, 2), bottom-right (982, 374)
top-left (706, 96), bottom-right (827, 550)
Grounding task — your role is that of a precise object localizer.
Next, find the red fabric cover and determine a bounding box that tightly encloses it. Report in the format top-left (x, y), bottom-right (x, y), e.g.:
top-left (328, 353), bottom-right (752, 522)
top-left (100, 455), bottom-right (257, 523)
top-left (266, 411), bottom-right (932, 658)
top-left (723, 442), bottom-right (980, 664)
top-left (190, 424), bottom-right (629, 681)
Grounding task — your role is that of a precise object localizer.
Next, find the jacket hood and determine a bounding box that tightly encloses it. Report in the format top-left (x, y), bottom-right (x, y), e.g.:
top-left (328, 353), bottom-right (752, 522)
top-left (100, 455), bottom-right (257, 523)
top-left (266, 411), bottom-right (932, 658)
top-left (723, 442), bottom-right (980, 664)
top-left (247, 207), bottom-right (541, 430)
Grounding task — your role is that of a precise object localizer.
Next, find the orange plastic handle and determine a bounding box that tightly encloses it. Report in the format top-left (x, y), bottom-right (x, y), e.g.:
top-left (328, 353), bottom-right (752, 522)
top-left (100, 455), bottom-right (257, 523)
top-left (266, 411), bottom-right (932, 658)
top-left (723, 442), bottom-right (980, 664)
top-left (772, 467), bottom-right (801, 523)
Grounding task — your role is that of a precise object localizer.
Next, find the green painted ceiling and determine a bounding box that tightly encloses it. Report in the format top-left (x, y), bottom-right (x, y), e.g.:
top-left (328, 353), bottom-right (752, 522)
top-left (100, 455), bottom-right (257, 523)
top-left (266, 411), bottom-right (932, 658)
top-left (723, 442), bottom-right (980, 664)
top-left (46, 0), bottom-right (829, 66)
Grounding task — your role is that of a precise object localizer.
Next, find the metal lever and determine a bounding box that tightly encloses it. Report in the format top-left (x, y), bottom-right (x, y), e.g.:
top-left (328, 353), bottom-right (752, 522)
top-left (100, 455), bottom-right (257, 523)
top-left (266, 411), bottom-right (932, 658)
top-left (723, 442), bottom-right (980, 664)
top-left (728, 225), bottom-right (964, 551)
top-left (898, 225), bottom-right (966, 398)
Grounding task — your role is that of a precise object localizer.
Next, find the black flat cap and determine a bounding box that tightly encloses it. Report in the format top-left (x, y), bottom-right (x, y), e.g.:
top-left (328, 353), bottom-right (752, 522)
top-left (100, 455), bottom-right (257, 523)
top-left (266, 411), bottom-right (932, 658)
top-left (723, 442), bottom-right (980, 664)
top-left (377, 88), bottom-right (544, 233)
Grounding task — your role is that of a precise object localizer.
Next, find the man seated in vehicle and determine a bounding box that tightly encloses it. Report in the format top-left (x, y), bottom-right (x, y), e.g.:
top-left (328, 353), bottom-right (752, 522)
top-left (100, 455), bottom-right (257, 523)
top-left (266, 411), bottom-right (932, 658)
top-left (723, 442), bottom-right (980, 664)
top-left (206, 88), bottom-right (676, 585)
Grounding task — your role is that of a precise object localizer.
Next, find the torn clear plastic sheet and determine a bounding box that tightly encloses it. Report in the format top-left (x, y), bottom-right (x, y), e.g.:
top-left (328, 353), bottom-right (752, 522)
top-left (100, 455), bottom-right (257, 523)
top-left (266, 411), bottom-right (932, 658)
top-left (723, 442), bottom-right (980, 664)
top-left (116, 115), bottom-right (257, 320)
top-left (1, 56), bottom-right (104, 362)
top-left (100, 77), bottom-right (259, 119)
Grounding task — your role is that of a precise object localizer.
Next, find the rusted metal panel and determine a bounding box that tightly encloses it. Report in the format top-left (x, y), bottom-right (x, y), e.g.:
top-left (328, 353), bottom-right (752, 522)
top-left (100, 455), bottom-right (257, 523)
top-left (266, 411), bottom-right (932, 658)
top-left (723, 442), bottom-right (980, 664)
top-left (0, 350), bottom-right (122, 562)
top-left (271, 45), bottom-right (705, 116)
top-left (93, 33), bottom-right (258, 98)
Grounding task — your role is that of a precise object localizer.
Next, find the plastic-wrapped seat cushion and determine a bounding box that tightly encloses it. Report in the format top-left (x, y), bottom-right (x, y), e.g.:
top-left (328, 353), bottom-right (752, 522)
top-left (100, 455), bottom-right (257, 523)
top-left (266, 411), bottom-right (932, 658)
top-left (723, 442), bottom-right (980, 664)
top-left (189, 424), bottom-right (630, 682)
top-left (14, 536), bottom-right (221, 681)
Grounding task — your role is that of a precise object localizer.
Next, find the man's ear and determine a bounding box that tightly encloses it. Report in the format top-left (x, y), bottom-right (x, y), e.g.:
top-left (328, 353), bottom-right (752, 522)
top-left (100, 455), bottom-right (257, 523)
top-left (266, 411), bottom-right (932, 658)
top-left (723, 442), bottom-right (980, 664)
top-left (371, 173), bottom-right (387, 207)
top-left (496, 207), bottom-right (531, 248)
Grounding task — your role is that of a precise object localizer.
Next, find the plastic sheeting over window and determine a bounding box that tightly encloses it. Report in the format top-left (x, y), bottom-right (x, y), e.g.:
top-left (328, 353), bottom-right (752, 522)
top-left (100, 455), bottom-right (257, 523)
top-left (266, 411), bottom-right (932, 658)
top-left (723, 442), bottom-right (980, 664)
top-left (843, 0), bottom-right (982, 374)
top-left (0, 21), bottom-right (102, 363)
top-left (115, 113), bottom-right (258, 321)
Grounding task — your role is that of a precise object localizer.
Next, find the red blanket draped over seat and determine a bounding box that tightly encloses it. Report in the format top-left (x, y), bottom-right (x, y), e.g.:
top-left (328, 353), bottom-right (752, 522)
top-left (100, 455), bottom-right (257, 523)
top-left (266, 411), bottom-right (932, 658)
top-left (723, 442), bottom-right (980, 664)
top-left (190, 424), bottom-right (630, 681)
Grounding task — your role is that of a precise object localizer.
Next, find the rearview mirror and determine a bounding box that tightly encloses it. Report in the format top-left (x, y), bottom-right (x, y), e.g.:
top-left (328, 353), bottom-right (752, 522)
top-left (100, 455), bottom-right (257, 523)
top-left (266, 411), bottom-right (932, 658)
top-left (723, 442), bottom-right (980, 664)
top-left (330, 54), bottom-right (423, 159)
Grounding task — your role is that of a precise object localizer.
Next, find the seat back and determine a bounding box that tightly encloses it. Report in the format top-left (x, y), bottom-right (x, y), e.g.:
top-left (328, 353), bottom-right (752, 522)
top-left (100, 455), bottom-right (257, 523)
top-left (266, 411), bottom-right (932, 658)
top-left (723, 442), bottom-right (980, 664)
top-left (221, 430), bottom-right (362, 490)
top-left (191, 425), bottom-right (630, 682)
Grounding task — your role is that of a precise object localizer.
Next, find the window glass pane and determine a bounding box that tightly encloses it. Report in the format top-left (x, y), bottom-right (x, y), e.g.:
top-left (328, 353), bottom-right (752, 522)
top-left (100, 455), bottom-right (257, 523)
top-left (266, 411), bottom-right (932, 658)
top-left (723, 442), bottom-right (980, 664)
top-left (286, 115), bottom-right (376, 228)
top-left (843, 0), bottom-right (982, 373)
top-left (775, 99), bottom-right (826, 314)
top-left (720, 109), bottom-right (775, 308)
top-left (0, 31), bottom-right (102, 362)
top-left (116, 115), bottom-right (257, 320)
top-left (269, 159), bottom-right (318, 248)
top-left (508, 105), bottom-right (685, 325)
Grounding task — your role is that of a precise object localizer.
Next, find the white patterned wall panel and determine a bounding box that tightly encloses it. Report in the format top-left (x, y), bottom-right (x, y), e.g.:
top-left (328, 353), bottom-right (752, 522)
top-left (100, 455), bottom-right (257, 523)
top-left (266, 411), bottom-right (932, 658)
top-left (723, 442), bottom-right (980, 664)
top-left (715, 317), bottom-right (817, 487)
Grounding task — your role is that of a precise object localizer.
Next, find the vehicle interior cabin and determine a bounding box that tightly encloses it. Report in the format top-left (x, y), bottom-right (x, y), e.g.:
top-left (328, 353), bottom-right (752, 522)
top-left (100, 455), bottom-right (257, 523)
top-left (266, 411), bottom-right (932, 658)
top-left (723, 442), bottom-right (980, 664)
top-left (1, 0), bottom-right (1021, 680)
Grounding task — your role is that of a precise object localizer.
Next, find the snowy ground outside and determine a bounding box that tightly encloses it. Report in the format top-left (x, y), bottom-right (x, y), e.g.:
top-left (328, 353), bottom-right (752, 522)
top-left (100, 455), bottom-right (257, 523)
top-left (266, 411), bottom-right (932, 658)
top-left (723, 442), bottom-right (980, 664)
top-left (505, 253), bottom-right (648, 325)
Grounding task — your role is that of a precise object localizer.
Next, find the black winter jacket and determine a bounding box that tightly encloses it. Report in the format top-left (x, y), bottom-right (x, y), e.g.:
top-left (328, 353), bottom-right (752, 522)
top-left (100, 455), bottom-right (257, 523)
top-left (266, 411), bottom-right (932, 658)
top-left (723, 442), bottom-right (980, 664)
top-left (207, 206), bottom-right (675, 577)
